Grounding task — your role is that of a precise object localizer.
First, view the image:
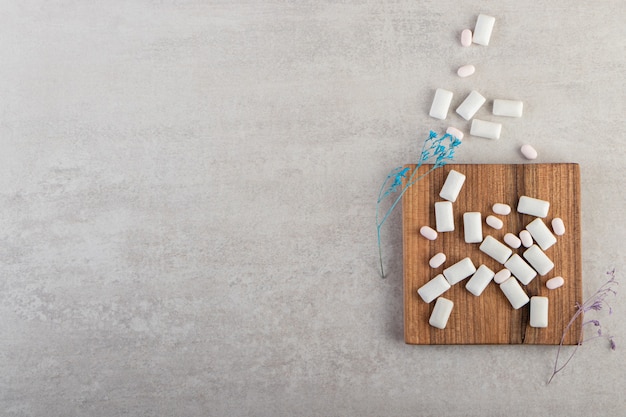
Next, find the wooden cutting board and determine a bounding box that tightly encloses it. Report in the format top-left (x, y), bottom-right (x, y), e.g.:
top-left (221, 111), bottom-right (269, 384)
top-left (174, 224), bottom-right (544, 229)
top-left (402, 163), bottom-right (582, 345)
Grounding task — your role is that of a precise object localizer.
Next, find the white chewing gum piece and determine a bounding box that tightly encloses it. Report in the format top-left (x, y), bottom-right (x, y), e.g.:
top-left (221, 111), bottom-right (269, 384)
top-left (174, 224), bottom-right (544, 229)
top-left (473, 14), bottom-right (496, 46)
top-left (439, 170), bottom-right (466, 202)
top-left (456, 90), bottom-right (486, 121)
top-left (429, 297), bottom-right (454, 329)
top-left (479, 235), bottom-right (512, 264)
top-left (435, 201), bottom-right (455, 232)
top-left (470, 119), bottom-right (502, 140)
top-left (500, 277), bottom-right (530, 310)
top-left (493, 99), bottom-right (523, 117)
top-left (465, 265), bottom-right (495, 296)
top-left (504, 254), bottom-right (537, 285)
top-left (417, 274), bottom-right (451, 304)
top-left (523, 245), bottom-right (554, 276)
top-left (443, 257), bottom-right (476, 285)
top-left (463, 212), bottom-right (483, 243)
top-left (530, 296), bottom-right (548, 328)
top-left (517, 196), bottom-right (550, 218)
top-left (526, 218), bottom-right (557, 250)
top-left (429, 88), bottom-right (454, 120)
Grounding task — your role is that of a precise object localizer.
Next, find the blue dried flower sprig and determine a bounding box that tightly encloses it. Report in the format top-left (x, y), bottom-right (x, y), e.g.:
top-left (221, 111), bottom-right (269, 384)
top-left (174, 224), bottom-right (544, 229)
top-left (376, 130), bottom-right (462, 278)
top-left (548, 268), bottom-right (618, 384)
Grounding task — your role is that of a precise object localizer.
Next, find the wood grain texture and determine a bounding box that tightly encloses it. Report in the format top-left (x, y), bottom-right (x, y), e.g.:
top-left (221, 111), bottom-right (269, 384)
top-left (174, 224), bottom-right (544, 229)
top-left (403, 164), bottom-right (582, 345)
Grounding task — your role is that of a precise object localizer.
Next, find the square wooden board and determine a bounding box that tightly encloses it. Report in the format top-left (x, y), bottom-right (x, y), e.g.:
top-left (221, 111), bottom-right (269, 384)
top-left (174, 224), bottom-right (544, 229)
top-left (403, 163), bottom-right (582, 345)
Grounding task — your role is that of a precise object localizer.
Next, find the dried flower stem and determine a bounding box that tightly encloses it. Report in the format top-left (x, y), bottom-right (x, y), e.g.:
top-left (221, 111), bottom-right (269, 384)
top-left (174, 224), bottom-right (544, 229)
top-left (376, 131), bottom-right (461, 278)
top-left (548, 269), bottom-right (618, 384)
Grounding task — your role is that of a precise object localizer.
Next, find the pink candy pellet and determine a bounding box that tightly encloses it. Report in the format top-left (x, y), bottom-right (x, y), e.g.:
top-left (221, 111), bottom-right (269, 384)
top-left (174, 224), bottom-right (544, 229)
top-left (461, 29), bottom-right (472, 46)
top-left (546, 276), bottom-right (565, 290)
top-left (420, 226), bottom-right (438, 240)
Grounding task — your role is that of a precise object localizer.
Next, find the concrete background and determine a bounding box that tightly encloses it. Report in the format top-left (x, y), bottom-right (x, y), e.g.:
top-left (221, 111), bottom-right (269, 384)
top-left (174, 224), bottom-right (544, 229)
top-left (1, 1), bottom-right (625, 416)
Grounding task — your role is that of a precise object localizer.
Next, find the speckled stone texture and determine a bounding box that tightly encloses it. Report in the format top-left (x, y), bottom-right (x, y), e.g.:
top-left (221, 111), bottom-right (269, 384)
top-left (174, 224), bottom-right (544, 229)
top-left (1, 1), bottom-right (625, 416)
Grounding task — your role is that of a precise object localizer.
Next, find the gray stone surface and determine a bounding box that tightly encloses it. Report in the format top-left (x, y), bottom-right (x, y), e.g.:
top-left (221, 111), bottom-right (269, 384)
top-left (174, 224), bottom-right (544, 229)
top-left (1, 1), bottom-right (625, 416)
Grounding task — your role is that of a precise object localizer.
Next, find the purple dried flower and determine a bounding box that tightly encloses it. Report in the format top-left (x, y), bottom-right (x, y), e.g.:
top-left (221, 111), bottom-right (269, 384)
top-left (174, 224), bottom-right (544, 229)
top-left (548, 269), bottom-right (619, 384)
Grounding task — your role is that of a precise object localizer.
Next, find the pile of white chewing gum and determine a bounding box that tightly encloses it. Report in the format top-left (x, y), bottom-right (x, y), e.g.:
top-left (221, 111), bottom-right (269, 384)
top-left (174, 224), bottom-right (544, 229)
top-left (429, 14), bottom-right (537, 160)
top-left (418, 169), bottom-right (566, 330)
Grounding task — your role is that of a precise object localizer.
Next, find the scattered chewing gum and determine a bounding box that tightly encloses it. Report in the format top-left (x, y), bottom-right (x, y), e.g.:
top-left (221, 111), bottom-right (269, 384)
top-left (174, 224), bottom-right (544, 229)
top-left (429, 88), bottom-right (454, 120)
top-left (429, 252), bottom-right (446, 268)
top-left (439, 170), bottom-right (466, 202)
top-left (479, 235), bottom-right (512, 264)
top-left (504, 254), bottom-right (537, 285)
top-left (500, 276), bottom-right (530, 310)
top-left (461, 29), bottom-right (472, 46)
top-left (503, 233), bottom-right (521, 249)
top-left (417, 274), bottom-right (451, 303)
top-left (523, 245), bottom-right (554, 276)
top-left (420, 226), bottom-right (438, 240)
top-left (443, 257), bottom-right (476, 285)
top-left (446, 126), bottom-right (464, 141)
top-left (463, 212), bottom-right (483, 243)
top-left (456, 91), bottom-right (486, 121)
top-left (470, 119), bottom-right (502, 140)
top-left (519, 230), bottom-right (533, 248)
top-left (530, 296), bottom-right (549, 328)
top-left (521, 144), bottom-right (538, 160)
top-left (517, 196), bottom-right (550, 218)
top-left (429, 297), bottom-right (454, 329)
top-left (435, 201), bottom-right (455, 232)
top-left (493, 268), bottom-right (511, 284)
top-left (465, 264), bottom-right (495, 296)
top-left (486, 215), bottom-right (503, 230)
top-left (546, 276), bottom-right (565, 290)
top-left (552, 218), bottom-right (565, 235)
top-left (526, 218), bottom-right (557, 250)
top-left (493, 99), bottom-right (523, 117)
top-left (492, 203), bottom-right (511, 215)
top-left (457, 64), bottom-right (475, 78)
top-left (473, 14), bottom-right (496, 46)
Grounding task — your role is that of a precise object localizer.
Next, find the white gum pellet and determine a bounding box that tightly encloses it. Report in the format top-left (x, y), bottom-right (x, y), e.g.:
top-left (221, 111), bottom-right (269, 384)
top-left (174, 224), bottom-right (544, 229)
top-left (519, 230), bottom-right (533, 248)
top-left (492, 203), bottom-right (511, 215)
top-left (494, 268), bottom-right (511, 284)
top-left (435, 201), bottom-right (455, 232)
top-left (473, 14), bottom-right (496, 46)
top-left (530, 296), bottom-right (549, 328)
top-left (420, 226), bottom-right (438, 240)
top-left (456, 90), bottom-right (486, 121)
top-left (526, 218), bottom-right (557, 251)
top-left (546, 276), bottom-right (565, 290)
top-left (504, 254), bottom-right (537, 285)
top-left (493, 99), bottom-right (523, 117)
top-left (520, 144), bottom-right (538, 160)
top-left (517, 196), bottom-right (550, 218)
top-left (552, 217), bottom-right (566, 235)
top-left (446, 126), bottom-right (464, 141)
top-left (503, 233), bottom-right (522, 249)
top-left (486, 215), bottom-right (503, 230)
top-left (417, 274), bottom-right (451, 303)
top-left (429, 297), bottom-right (454, 329)
top-left (500, 277), bottom-right (530, 310)
top-left (439, 169), bottom-right (466, 202)
top-left (443, 257), bottom-right (477, 285)
top-left (429, 88), bottom-right (454, 120)
top-left (470, 119), bottom-right (502, 140)
top-left (461, 29), bottom-right (472, 46)
top-left (479, 235), bottom-right (512, 264)
top-left (466, 264), bottom-right (495, 296)
top-left (523, 245), bottom-right (554, 276)
top-left (463, 212), bottom-right (483, 243)
top-left (429, 252), bottom-right (447, 268)
top-left (457, 64), bottom-right (475, 78)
